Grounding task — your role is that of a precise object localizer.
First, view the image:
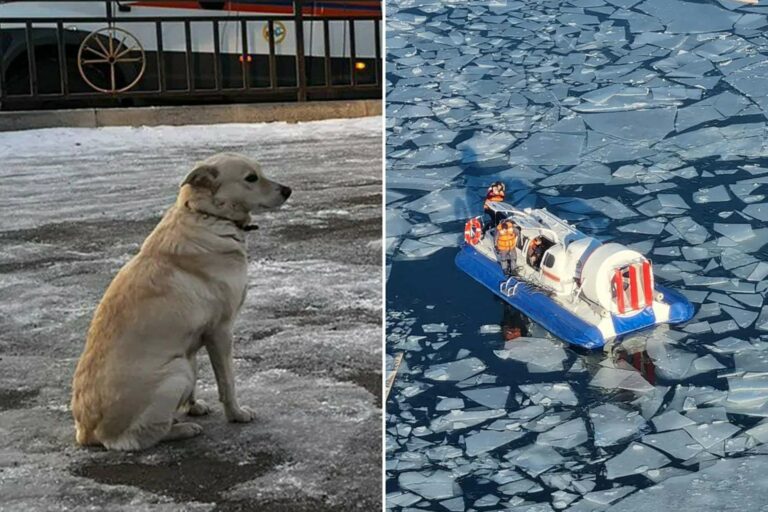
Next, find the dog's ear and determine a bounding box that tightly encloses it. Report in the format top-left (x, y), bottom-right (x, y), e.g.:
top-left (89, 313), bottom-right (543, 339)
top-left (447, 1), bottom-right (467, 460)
top-left (181, 164), bottom-right (220, 193)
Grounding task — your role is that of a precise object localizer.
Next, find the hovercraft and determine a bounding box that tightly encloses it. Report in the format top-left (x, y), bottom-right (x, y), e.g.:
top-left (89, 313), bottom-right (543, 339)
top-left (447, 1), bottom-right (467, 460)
top-left (456, 202), bottom-right (694, 349)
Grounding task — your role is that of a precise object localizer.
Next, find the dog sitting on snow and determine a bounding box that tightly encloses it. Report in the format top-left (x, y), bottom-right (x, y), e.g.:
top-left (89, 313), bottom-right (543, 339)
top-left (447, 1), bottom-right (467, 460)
top-left (71, 153), bottom-right (291, 450)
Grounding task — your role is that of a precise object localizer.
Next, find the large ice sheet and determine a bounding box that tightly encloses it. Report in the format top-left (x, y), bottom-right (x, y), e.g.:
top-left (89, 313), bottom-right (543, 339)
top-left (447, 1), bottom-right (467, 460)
top-left (461, 386), bottom-right (511, 409)
top-left (642, 430), bottom-right (704, 460)
top-left (430, 409), bottom-right (508, 433)
top-left (590, 403), bottom-right (646, 447)
top-left (424, 357), bottom-right (487, 382)
top-left (494, 337), bottom-right (568, 373)
top-left (582, 108), bottom-right (676, 141)
top-left (399, 470), bottom-right (461, 500)
top-left (608, 456), bottom-right (768, 511)
top-left (604, 442), bottom-right (671, 480)
top-left (519, 383), bottom-right (579, 407)
top-left (465, 429), bottom-right (526, 456)
top-left (536, 418), bottom-right (588, 449)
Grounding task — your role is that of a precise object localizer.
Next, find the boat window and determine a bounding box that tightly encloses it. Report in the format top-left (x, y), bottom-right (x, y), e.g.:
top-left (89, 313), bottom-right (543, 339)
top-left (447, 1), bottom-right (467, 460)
top-left (543, 253), bottom-right (555, 268)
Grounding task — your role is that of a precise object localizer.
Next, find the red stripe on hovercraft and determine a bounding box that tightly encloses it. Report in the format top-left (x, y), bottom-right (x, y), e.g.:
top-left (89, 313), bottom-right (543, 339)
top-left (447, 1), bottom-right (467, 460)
top-left (614, 268), bottom-right (625, 314)
top-left (642, 260), bottom-right (653, 307)
top-left (629, 264), bottom-right (640, 311)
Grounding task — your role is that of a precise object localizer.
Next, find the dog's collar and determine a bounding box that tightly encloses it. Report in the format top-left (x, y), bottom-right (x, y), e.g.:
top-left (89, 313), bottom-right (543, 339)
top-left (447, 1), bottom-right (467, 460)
top-left (184, 201), bottom-right (258, 232)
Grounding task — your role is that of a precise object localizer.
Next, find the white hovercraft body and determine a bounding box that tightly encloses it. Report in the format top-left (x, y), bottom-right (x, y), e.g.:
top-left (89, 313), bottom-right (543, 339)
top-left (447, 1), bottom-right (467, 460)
top-left (456, 202), bottom-right (693, 349)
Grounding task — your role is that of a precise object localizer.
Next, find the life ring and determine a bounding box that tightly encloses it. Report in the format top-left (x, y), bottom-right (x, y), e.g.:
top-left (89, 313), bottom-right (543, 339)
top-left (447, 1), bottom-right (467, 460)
top-left (464, 217), bottom-right (483, 245)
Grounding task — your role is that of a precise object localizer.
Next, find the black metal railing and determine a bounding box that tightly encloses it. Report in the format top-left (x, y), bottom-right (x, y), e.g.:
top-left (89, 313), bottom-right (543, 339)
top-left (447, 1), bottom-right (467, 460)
top-left (0, 0), bottom-right (381, 110)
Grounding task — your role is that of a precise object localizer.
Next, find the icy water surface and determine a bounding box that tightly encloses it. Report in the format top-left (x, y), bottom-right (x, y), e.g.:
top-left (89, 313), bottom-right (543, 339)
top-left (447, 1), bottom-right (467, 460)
top-left (386, 0), bottom-right (768, 510)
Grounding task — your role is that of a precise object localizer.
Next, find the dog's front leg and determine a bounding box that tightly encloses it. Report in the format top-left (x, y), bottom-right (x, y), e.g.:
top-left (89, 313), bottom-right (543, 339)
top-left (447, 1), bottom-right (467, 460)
top-left (204, 327), bottom-right (255, 423)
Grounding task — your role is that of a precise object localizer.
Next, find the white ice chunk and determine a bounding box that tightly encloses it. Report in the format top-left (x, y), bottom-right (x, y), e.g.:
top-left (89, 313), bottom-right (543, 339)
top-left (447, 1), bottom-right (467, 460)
top-left (399, 470), bottom-right (461, 500)
top-left (436, 398), bottom-right (465, 411)
top-left (666, 216), bottom-right (709, 244)
top-left (397, 238), bottom-right (444, 259)
top-left (536, 418), bottom-right (588, 449)
top-left (507, 132), bottom-right (584, 166)
top-left (744, 203), bottom-right (768, 222)
top-left (652, 410), bottom-right (695, 432)
top-left (582, 108), bottom-right (676, 142)
top-left (604, 442), bottom-right (671, 480)
top-left (582, 486), bottom-right (635, 506)
top-left (714, 223), bottom-right (755, 242)
top-left (505, 444), bottom-right (565, 477)
top-left (494, 337), bottom-right (568, 373)
top-left (693, 185), bottom-right (731, 204)
top-left (590, 403), bottom-right (646, 447)
top-left (474, 494), bottom-right (500, 508)
top-left (461, 386), bottom-right (511, 409)
top-left (607, 456), bottom-right (768, 511)
top-left (645, 337), bottom-right (698, 380)
top-left (589, 364), bottom-right (654, 393)
top-left (525, 411), bottom-right (574, 433)
top-left (465, 429), bottom-right (526, 457)
top-left (430, 409), bottom-right (507, 433)
top-left (683, 422), bottom-right (740, 450)
top-left (618, 219), bottom-right (666, 235)
top-left (642, 430), bottom-right (704, 460)
top-left (424, 357), bottom-right (487, 382)
top-left (519, 383), bottom-right (578, 407)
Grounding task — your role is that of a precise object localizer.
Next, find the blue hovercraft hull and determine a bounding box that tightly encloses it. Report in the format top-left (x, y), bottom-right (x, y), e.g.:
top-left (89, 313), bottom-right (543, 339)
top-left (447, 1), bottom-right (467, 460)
top-left (455, 244), bottom-right (694, 349)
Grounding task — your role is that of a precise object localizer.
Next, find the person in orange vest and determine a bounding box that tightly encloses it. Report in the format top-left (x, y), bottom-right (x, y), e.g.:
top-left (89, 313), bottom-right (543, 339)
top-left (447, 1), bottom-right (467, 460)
top-left (483, 181), bottom-right (506, 232)
top-left (495, 219), bottom-right (518, 276)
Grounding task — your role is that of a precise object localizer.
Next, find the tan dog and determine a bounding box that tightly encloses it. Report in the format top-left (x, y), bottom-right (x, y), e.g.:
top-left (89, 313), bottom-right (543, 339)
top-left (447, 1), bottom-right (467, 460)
top-left (71, 153), bottom-right (291, 451)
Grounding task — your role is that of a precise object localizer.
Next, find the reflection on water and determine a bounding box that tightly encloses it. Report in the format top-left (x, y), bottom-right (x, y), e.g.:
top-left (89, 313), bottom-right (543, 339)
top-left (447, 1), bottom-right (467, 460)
top-left (500, 303), bottom-right (529, 342)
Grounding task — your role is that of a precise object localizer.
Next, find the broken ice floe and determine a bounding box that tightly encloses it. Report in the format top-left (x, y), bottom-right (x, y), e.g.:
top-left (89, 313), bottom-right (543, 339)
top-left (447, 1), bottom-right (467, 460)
top-left (590, 404), bottom-right (646, 447)
top-left (495, 337), bottom-right (569, 373)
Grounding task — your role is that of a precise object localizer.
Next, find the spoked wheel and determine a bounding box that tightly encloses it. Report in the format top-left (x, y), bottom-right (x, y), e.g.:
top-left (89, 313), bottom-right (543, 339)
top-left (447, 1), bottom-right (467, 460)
top-left (77, 27), bottom-right (146, 93)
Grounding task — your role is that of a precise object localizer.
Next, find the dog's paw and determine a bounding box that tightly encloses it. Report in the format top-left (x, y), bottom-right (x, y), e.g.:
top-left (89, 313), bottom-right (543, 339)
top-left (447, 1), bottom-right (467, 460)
top-left (226, 406), bottom-right (256, 423)
top-left (164, 422), bottom-right (204, 442)
top-left (187, 399), bottom-right (212, 417)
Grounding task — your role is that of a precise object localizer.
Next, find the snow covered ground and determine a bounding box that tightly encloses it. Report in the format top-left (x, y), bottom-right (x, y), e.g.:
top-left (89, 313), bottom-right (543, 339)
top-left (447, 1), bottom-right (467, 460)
top-left (0, 116), bottom-right (382, 510)
top-left (386, 0), bottom-right (768, 510)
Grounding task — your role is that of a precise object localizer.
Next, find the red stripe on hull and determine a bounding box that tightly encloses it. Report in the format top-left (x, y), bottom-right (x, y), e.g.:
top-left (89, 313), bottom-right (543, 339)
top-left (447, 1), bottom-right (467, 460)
top-left (642, 260), bottom-right (653, 307)
top-left (614, 268), bottom-right (625, 314)
top-left (629, 264), bottom-right (640, 311)
top-left (130, 1), bottom-right (381, 17)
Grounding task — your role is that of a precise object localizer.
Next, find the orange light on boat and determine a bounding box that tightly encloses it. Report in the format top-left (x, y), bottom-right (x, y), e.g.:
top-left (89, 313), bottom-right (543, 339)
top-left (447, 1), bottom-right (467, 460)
top-left (239, 55), bottom-right (253, 63)
top-left (354, 61), bottom-right (366, 70)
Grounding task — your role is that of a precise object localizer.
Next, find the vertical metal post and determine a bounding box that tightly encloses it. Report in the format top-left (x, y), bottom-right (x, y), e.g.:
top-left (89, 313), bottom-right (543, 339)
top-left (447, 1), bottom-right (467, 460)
top-left (268, 20), bottom-right (276, 89)
top-left (184, 20), bottom-right (193, 91)
top-left (374, 19), bottom-right (381, 86)
top-left (212, 20), bottom-right (221, 91)
top-left (240, 19), bottom-right (250, 90)
top-left (322, 19), bottom-right (330, 87)
top-left (349, 20), bottom-right (356, 86)
top-left (156, 21), bottom-right (166, 92)
top-left (56, 21), bottom-right (68, 96)
top-left (293, 0), bottom-right (307, 101)
top-left (0, 25), bottom-right (7, 101)
top-left (25, 22), bottom-right (37, 96)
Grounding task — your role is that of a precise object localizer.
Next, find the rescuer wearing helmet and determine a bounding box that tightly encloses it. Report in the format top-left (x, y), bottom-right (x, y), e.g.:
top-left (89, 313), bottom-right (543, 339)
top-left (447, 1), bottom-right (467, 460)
top-left (483, 181), bottom-right (506, 232)
top-left (495, 219), bottom-right (518, 276)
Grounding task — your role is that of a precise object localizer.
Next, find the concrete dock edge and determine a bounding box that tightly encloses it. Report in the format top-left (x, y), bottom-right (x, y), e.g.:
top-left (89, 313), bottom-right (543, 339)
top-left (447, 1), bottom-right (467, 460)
top-left (0, 99), bottom-right (382, 132)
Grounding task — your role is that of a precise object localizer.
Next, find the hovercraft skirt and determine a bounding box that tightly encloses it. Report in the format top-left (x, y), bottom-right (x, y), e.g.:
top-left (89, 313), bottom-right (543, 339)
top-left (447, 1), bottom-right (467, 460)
top-left (455, 245), bottom-right (606, 349)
